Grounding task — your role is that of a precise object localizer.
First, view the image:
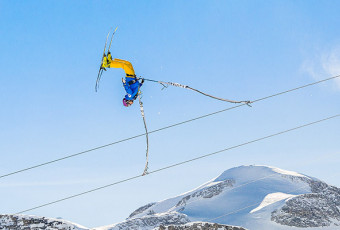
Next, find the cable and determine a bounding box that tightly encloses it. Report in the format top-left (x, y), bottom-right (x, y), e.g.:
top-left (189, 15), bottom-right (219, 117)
top-left (144, 79), bottom-right (251, 105)
top-left (1, 75), bottom-right (339, 180)
top-left (16, 114), bottom-right (339, 214)
top-left (138, 96), bottom-right (150, 176)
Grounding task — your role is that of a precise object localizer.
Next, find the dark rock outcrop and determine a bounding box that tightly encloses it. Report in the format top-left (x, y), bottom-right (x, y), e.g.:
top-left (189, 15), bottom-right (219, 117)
top-left (271, 181), bottom-right (340, 228)
top-left (128, 202), bottom-right (157, 219)
top-left (0, 214), bottom-right (86, 230)
top-left (102, 212), bottom-right (190, 230)
top-left (157, 222), bottom-right (247, 230)
top-left (176, 179), bottom-right (235, 208)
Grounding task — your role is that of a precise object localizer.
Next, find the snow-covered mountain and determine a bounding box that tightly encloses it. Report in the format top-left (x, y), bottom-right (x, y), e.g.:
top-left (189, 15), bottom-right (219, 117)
top-left (2, 165), bottom-right (340, 230)
top-left (98, 165), bottom-right (340, 230)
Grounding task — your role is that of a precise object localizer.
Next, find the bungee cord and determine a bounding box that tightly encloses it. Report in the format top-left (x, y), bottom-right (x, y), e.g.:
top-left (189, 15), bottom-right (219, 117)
top-left (138, 95), bottom-right (149, 176)
top-left (15, 114), bottom-right (339, 214)
top-left (0, 75), bottom-right (339, 180)
top-left (143, 78), bottom-right (252, 106)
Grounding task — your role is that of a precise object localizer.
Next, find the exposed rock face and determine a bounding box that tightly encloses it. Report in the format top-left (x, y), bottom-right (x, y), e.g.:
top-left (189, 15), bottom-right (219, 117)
top-left (156, 222), bottom-right (247, 230)
top-left (0, 215), bottom-right (246, 230)
top-left (0, 214), bottom-right (87, 230)
top-left (128, 202), bottom-right (157, 219)
top-left (101, 212), bottom-right (191, 230)
top-left (176, 179), bottom-right (235, 208)
top-left (271, 180), bottom-right (340, 228)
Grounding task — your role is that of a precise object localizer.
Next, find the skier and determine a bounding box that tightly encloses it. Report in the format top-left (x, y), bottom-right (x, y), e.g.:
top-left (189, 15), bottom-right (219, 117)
top-left (102, 52), bottom-right (144, 107)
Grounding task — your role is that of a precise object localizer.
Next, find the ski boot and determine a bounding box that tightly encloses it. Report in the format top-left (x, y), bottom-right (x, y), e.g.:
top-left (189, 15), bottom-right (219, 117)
top-left (101, 52), bottom-right (113, 69)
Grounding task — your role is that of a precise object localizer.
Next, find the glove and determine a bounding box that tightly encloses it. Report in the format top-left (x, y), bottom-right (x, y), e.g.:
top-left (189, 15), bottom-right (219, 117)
top-left (141, 78), bottom-right (145, 84)
top-left (122, 78), bottom-right (126, 84)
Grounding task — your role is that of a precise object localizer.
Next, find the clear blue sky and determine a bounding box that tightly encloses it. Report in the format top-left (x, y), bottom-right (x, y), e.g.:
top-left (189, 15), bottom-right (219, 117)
top-left (0, 0), bottom-right (339, 228)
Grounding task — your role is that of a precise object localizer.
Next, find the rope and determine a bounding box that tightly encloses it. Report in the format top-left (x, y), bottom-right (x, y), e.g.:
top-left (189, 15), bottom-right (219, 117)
top-left (15, 114), bottom-right (339, 214)
top-left (187, 86), bottom-right (252, 106)
top-left (1, 75), bottom-right (339, 180)
top-left (144, 79), bottom-right (252, 106)
top-left (138, 96), bottom-right (149, 176)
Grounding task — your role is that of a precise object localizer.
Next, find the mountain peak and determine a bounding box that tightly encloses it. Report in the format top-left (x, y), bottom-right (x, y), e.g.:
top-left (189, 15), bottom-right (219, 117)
top-left (213, 165), bottom-right (310, 183)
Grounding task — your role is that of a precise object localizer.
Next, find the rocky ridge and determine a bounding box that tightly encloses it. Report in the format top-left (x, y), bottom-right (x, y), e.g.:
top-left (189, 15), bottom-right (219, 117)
top-left (175, 179), bottom-right (235, 208)
top-left (155, 222), bottom-right (247, 230)
top-left (98, 212), bottom-right (190, 230)
top-left (0, 214), bottom-right (244, 230)
top-left (271, 180), bottom-right (340, 228)
top-left (0, 214), bottom-right (87, 230)
top-left (129, 202), bottom-right (157, 219)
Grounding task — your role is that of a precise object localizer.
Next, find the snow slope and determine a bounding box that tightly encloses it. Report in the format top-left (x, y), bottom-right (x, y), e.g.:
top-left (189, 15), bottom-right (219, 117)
top-left (250, 192), bottom-right (296, 213)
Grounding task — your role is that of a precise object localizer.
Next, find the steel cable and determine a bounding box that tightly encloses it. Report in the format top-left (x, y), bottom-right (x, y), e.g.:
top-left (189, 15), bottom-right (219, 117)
top-left (1, 75), bottom-right (339, 180)
top-left (16, 114), bottom-right (339, 214)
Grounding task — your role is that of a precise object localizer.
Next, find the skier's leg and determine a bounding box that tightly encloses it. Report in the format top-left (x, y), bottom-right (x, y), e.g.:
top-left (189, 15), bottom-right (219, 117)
top-left (108, 59), bottom-right (135, 76)
top-left (114, 58), bottom-right (131, 65)
top-left (113, 59), bottom-right (135, 71)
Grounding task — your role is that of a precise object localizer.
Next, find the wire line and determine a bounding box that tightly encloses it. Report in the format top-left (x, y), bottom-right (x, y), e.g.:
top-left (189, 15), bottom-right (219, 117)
top-left (2, 75), bottom-right (339, 180)
top-left (16, 114), bottom-right (339, 214)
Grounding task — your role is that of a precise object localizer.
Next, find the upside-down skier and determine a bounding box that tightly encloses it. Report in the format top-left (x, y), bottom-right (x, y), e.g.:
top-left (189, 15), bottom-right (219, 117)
top-left (101, 52), bottom-right (144, 107)
top-left (96, 27), bottom-right (252, 176)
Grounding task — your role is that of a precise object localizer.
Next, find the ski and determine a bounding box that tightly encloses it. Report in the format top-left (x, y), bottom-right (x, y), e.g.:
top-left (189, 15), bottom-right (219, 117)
top-left (95, 29), bottom-right (111, 92)
top-left (95, 27), bottom-right (118, 92)
top-left (107, 26), bottom-right (118, 53)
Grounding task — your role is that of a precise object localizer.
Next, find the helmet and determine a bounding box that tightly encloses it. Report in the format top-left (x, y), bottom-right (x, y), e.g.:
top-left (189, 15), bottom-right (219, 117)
top-left (123, 98), bottom-right (133, 107)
